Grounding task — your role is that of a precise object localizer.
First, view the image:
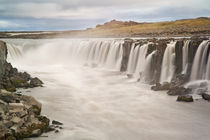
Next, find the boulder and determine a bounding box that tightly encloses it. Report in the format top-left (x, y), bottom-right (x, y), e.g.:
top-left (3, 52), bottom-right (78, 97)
top-left (52, 120), bottom-right (63, 125)
top-left (167, 86), bottom-right (191, 96)
top-left (31, 129), bottom-right (42, 137)
top-left (202, 93), bottom-right (210, 100)
top-left (30, 77), bottom-right (43, 88)
top-left (177, 95), bottom-right (194, 102)
top-left (151, 82), bottom-right (170, 91)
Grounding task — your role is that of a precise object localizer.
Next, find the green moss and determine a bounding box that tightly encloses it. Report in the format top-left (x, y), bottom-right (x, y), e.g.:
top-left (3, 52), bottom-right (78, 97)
top-left (177, 96), bottom-right (193, 102)
top-left (32, 105), bottom-right (41, 115)
top-left (12, 80), bottom-right (23, 87)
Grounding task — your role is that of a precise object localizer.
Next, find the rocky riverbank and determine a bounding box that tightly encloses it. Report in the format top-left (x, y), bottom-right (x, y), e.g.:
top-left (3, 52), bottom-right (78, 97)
top-left (0, 41), bottom-right (61, 139)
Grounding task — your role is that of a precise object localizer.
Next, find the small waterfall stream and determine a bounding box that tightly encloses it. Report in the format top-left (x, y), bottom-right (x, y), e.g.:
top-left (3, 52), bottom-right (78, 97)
top-left (190, 40), bottom-right (210, 80)
top-left (182, 40), bottom-right (190, 74)
top-left (160, 42), bottom-right (176, 83)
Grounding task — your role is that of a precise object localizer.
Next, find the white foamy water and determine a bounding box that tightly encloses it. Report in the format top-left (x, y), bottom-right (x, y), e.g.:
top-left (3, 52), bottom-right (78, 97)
top-left (3, 39), bottom-right (210, 140)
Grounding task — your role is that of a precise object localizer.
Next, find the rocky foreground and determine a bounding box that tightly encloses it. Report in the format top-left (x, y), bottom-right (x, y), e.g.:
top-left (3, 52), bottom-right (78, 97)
top-left (0, 41), bottom-right (62, 139)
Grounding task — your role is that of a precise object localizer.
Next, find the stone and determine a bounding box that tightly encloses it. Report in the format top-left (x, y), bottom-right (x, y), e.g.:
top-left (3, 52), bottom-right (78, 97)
top-left (52, 120), bottom-right (63, 125)
top-left (177, 95), bottom-right (194, 102)
top-left (30, 77), bottom-right (43, 87)
top-left (167, 86), bottom-right (191, 96)
top-left (4, 121), bottom-right (13, 128)
top-left (202, 93), bottom-right (210, 100)
top-left (55, 130), bottom-right (59, 133)
top-left (31, 129), bottom-right (42, 137)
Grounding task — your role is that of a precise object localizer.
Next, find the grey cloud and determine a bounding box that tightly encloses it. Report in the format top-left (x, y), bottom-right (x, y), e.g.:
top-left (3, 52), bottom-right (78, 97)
top-left (0, 0), bottom-right (209, 30)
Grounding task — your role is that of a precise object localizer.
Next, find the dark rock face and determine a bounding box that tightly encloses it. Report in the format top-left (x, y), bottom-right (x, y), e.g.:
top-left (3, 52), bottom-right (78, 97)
top-left (30, 77), bottom-right (43, 88)
top-left (175, 40), bottom-right (184, 74)
top-left (167, 87), bottom-right (191, 96)
top-left (0, 41), bottom-right (7, 79)
top-left (52, 120), bottom-right (63, 125)
top-left (0, 62), bottom-right (43, 92)
top-left (177, 95), bottom-right (194, 102)
top-left (120, 39), bottom-right (133, 71)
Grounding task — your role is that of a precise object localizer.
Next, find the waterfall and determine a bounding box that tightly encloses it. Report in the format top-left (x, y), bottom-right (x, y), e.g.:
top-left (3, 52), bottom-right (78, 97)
top-left (190, 40), bottom-right (210, 80)
top-left (205, 54), bottom-right (210, 80)
top-left (182, 40), bottom-right (190, 74)
top-left (141, 50), bottom-right (156, 82)
top-left (160, 42), bottom-right (176, 83)
top-left (5, 38), bottom-right (210, 85)
top-left (126, 43), bottom-right (154, 82)
top-left (134, 44), bottom-right (149, 79)
top-left (6, 43), bottom-right (22, 63)
top-left (5, 39), bottom-right (124, 71)
top-left (126, 43), bottom-right (136, 74)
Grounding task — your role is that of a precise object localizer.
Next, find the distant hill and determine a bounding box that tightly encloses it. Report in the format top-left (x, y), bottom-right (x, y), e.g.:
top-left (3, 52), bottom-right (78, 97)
top-left (0, 17), bottom-right (210, 38)
top-left (82, 17), bottom-right (210, 37)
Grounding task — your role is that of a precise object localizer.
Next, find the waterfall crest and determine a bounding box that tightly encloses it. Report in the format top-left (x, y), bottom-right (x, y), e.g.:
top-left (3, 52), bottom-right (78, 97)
top-left (182, 40), bottom-right (190, 74)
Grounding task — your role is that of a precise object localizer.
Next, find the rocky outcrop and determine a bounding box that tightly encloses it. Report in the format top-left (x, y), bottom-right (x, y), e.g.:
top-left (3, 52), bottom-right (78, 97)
top-left (175, 40), bottom-right (184, 74)
top-left (0, 41), bottom-right (7, 79)
top-left (120, 39), bottom-right (133, 71)
top-left (0, 89), bottom-right (54, 139)
top-left (0, 62), bottom-right (43, 92)
top-left (0, 41), bottom-right (43, 92)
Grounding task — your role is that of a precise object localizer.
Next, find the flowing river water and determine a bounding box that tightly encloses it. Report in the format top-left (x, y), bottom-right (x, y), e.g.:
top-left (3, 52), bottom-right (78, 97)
top-left (2, 39), bottom-right (210, 140)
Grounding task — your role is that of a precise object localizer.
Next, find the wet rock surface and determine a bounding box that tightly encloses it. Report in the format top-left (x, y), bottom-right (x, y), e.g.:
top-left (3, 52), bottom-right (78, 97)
top-left (0, 89), bottom-right (54, 140)
top-left (0, 62), bottom-right (43, 92)
top-left (177, 95), bottom-right (194, 102)
top-left (202, 93), bottom-right (210, 100)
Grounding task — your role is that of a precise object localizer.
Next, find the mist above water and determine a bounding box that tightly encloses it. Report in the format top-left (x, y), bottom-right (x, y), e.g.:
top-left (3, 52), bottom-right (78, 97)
top-left (3, 39), bottom-right (210, 140)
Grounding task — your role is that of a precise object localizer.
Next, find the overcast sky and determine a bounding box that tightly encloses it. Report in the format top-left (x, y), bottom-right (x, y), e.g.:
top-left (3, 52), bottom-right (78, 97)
top-left (0, 0), bottom-right (209, 31)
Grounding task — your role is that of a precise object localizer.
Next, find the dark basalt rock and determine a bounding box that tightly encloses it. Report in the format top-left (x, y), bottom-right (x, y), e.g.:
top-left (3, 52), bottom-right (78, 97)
top-left (175, 40), bottom-right (184, 74)
top-left (30, 77), bottom-right (43, 88)
top-left (0, 90), bottom-right (52, 140)
top-left (167, 86), bottom-right (191, 96)
top-left (177, 95), bottom-right (194, 102)
top-left (0, 62), bottom-right (43, 91)
top-left (120, 39), bottom-right (133, 72)
top-left (52, 120), bottom-right (63, 125)
top-left (151, 82), bottom-right (170, 91)
top-left (202, 93), bottom-right (210, 100)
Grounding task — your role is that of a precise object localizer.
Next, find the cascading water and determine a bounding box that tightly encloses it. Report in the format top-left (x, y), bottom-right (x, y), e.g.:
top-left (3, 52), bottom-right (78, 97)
top-left (6, 43), bottom-right (22, 63)
top-left (142, 50), bottom-right (156, 82)
top-left (190, 40), bottom-right (210, 80)
top-left (126, 43), bottom-right (153, 82)
top-left (134, 44), bottom-right (149, 79)
top-left (126, 44), bottom-right (140, 74)
top-left (160, 42), bottom-right (176, 83)
top-left (182, 40), bottom-right (190, 74)
top-left (2, 38), bottom-right (210, 140)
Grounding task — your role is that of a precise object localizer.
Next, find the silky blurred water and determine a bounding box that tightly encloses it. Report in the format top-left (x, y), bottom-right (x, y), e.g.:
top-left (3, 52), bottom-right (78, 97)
top-left (3, 39), bottom-right (210, 140)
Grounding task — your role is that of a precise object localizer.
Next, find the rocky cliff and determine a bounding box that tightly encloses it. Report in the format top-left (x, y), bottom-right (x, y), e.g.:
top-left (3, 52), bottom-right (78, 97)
top-left (0, 41), bottom-right (7, 79)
